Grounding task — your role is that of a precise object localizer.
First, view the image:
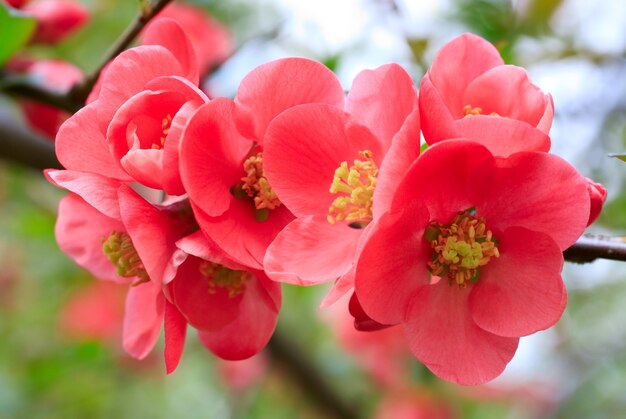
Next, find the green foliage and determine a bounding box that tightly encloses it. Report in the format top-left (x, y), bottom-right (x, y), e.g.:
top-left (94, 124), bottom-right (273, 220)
top-left (0, 4), bottom-right (36, 67)
top-left (608, 153), bottom-right (626, 162)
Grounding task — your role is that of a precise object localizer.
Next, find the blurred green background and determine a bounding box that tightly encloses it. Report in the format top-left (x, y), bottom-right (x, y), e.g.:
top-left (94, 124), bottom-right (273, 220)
top-left (1, 0), bottom-right (626, 417)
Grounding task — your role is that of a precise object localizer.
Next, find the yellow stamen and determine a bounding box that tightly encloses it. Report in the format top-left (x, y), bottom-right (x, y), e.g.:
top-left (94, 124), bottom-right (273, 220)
top-left (152, 114), bottom-right (173, 150)
top-left (241, 152), bottom-right (281, 211)
top-left (426, 210), bottom-right (499, 288)
top-left (199, 261), bottom-right (251, 298)
top-left (102, 231), bottom-right (150, 285)
top-left (463, 105), bottom-right (500, 118)
top-left (327, 150), bottom-right (378, 226)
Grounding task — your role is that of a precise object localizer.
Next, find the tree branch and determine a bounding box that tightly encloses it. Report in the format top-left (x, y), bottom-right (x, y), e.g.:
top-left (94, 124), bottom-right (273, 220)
top-left (0, 0), bottom-right (174, 110)
top-left (0, 102), bottom-right (61, 170)
top-left (564, 234), bottom-right (626, 263)
top-left (267, 330), bottom-right (361, 419)
top-left (68, 0), bottom-right (174, 104)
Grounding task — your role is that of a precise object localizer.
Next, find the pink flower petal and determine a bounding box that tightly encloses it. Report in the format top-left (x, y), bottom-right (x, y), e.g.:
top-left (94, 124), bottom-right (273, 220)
top-left (169, 256), bottom-right (243, 331)
top-left (117, 185), bottom-right (189, 284)
top-left (355, 202), bottom-right (432, 325)
top-left (234, 57), bottom-right (345, 141)
top-left (319, 267), bottom-right (355, 309)
top-left (164, 300), bottom-right (187, 374)
top-left (46, 169), bottom-right (122, 220)
top-left (428, 33), bottom-right (504, 118)
top-left (469, 227), bottom-right (566, 337)
top-left (142, 18), bottom-right (199, 84)
top-left (120, 149), bottom-right (164, 190)
top-left (391, 140), bottom-right (494, 223)
top-left (373, 108), bottom-right (421, 218)
top-left (122, 280), bottom-right (165, 359)
top-left (55, 102), bottom-right (130, 180)
top-left (176, 231), bottom-right (245, 273)
top-left (480, 151), bottom-right (590, 250)
top-left (264, 215), bottom-right (362, 285)
top-left (180, 98), bottom-right (253, 218)
top-left (419, 75), bottom-right (460, 144)
top-left (55, 194), bottom-right (126, 282)
top-left (346, 63), bottom-right (417, 151)
top-left (404, 282), bottom-right (519, 385)
top-left (96, 46), bottom-right (185, 133)
top-left (264, 103), bottom-right (383, 218)
top-left (452, 115), bottom-right (551, 156)
top-left (192, 199), bottom-right (294, 270)
top-left (463, 65), bottom-right (550, 127)
top-left (197, 272), bottom-right (280, 360)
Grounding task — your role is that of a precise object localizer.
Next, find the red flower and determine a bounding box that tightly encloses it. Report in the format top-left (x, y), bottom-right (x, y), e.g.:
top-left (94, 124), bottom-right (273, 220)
top-left (152, 3), bottom-right (233, 75)
top-left (180, 58), bottom-right (345, 269)
top-left (55, 193), bottom-right (171, 362)
top-left (420, 33), bottom-right (553, 157)
top-left (25, 0), bottom-right (89, 44)
top-left (166, 232), bottom-right (281, 360)
top-left (262, 64), bottom-right (419, 302)
top-left (54, 19), bottom-right (205, 195)
top-left (355, 140), bottom-right (591, 385)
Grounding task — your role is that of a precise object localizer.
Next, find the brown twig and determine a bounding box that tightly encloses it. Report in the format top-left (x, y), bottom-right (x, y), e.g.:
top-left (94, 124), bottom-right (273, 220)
top-left (68, 0), bottom-right (174, 104)
top-left (267, 330), bottom-right (361, 419)
top-left (564, 234), bottom-right (626, 263)
top-left (1, 0), bottom-right (174, 111)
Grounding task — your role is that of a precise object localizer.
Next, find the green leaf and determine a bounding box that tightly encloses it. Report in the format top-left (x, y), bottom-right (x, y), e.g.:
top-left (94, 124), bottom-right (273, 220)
top-left (0, 4), bottom-right (36, 67)
top-left (609, 153), bottom-right (626, 162)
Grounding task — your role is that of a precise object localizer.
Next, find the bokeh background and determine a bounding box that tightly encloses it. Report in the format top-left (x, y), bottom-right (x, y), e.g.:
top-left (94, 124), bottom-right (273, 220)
top-left (1, 0), bottom-right (625, 417)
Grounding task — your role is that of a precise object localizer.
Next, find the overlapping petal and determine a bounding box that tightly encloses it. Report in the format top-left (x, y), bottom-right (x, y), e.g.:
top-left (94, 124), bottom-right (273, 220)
top-left (346, 63), bottom-right (417, 151)
top-left (264, 103), bottom-right (383, 218)
top-left (234, 57), bottom-right (345, 141)
top-left (264, 215), bottom-right (362, 285)
top-left (469, 227), bottom-right (566, 337)
top-left (197, 271), bottom-right (280, 360)
top-left (404, 283), bottom-right (519, 385)
top-left (122, 280), bottom-right (165, 359)
top-left (355, 202), bottom-right (432, 325)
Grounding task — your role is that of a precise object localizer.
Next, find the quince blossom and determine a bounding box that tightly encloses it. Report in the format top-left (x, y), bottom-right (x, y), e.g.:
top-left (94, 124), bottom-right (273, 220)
top-left (355, 140), bottom-right (591, 385)
top-left (262, 63), bottom-right (419, 304)
top-left (420, 33), bottom-right (553, 157)
top-left (179, 58), bottom-right (345, 269)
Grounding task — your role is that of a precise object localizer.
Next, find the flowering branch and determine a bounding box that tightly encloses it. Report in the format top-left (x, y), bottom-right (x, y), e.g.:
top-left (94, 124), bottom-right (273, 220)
top-left (0, 0), bottom-right (173, 111)
top-left (68, 0), bottom-right (174, 104)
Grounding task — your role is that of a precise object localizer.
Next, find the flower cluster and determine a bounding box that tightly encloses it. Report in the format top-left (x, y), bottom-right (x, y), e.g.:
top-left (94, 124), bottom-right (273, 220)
top-left (50, 25), bottom-right (606, 384)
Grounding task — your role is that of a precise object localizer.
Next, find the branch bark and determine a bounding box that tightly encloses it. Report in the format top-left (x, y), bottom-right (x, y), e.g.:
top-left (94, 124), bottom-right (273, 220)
top-left (0, 102), bottom-right (61, 170)
top-left (267, 330), bottom-right (361, 419)
top-left (564, 234), bottom-right (626, 263)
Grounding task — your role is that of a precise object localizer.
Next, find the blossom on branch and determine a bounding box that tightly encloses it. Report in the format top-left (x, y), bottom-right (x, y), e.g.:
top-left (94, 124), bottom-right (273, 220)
top-left (420, 33), bottom-right (554, 157)
top-left (354, 140), bottom-right (591, 385)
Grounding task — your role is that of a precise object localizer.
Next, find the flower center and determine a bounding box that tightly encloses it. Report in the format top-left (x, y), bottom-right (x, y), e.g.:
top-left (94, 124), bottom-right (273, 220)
top-left (327, 150), bottom-right (378, 227)
top-left (462, 105), bottom-right (500, 118)
top-left (198, 261), bottom-right (251, 298)
top-left (425, 210), bottom-right (499, 288)
top-left (102, 231), bottom-right (150, 286)
top-left (151, 114), bottom-right (173, 150)
top-left (232, 151), bottom-right (281, 222)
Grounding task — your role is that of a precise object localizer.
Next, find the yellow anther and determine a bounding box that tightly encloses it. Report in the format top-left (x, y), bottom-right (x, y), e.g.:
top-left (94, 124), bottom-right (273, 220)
top-left (327, 150), bottom-right (378, 226)
top-left (426, 210), bottom-right (499, 288)
top-left (102, 231), bottom-right (150, 285)
top-left (199, 261), bottom-right (251, 298)
top-left (152, 114), bottom-right (173, 150)
top-left (463, 105), bottom-right (500, 118)
top-left (240, 151), bottom-right (281, 211)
